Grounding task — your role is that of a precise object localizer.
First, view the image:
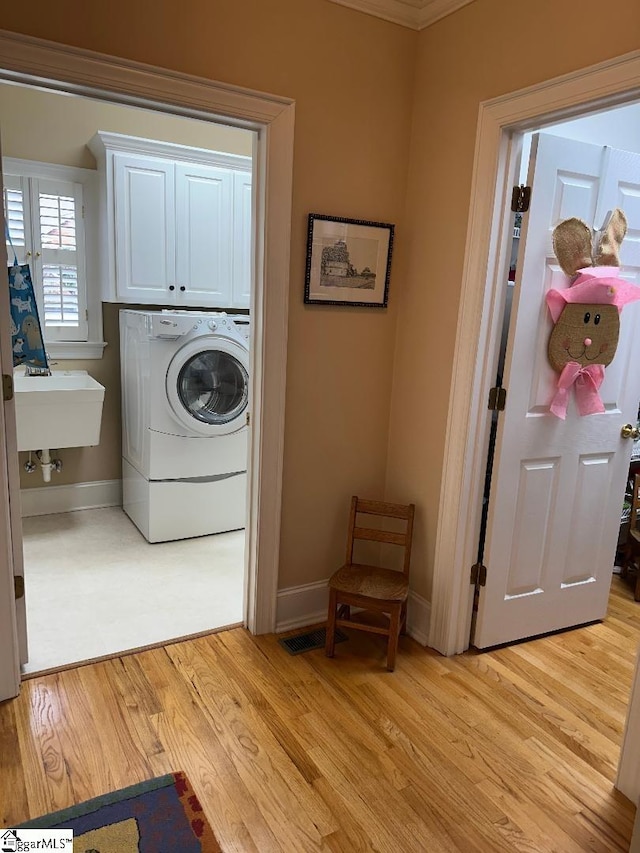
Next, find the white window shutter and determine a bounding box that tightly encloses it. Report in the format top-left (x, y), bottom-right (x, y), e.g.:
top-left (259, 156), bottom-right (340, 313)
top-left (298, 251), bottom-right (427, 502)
top-left (31, 177), bottom-right (88, 341)
top-left (3, 175), bottom-right (30, 258)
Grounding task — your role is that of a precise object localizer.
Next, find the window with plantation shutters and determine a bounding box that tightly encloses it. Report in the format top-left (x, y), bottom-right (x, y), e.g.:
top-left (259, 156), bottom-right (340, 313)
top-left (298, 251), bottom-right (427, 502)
top-left (3, 170), bottom-right (89, 343)
top-left (3, 184), bottom-right (25, 250)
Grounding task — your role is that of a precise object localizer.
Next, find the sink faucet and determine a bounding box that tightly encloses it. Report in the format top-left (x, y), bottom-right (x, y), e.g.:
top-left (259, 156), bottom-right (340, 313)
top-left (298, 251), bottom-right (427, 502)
top-left (24, 364), bottom-right (52, 377)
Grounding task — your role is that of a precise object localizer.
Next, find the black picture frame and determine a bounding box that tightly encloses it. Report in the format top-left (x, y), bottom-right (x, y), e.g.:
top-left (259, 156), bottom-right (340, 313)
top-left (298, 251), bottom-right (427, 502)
top-left (304, 213), bottom-right (394, 307)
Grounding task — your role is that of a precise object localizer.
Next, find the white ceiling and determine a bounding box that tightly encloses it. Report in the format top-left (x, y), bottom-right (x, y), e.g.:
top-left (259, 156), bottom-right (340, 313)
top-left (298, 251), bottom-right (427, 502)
top-left (326, 0), bottom-right (475, 30)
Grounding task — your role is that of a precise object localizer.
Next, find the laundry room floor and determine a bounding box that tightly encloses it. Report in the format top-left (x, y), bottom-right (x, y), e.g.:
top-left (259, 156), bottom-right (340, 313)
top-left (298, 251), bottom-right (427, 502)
top-left (21, 506), bottom-right (245, 675)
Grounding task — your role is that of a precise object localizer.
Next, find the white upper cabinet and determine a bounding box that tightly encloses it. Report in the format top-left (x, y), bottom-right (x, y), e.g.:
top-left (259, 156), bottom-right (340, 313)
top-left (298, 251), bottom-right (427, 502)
top-left (114, 153), bottom-right (176, 302)
top-left (175, 163), bottom-right (233, 305)
top-left (232, 169), bottom-right (253, 310)
top-left (89, 132), bottom-right (252, 309)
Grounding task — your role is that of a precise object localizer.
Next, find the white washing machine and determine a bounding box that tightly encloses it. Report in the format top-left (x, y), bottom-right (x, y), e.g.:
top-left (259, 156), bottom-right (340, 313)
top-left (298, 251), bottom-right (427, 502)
top-left (230, 314), bottom-right (250, 345)
top-left (120, 309), bottom-right (250, 543)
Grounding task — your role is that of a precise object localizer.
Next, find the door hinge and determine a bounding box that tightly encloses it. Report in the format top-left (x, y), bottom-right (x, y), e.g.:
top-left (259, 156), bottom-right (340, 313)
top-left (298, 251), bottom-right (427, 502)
top-left (470, 563), bottom-right (487, 587)
top-left (14, 575), bottom-right (25, 600)
top-left (246, 411), bottom-right (251, 426)
top-left (2, 373), bottom-right (14, 402)
top-left (488, 386), bottom-right (506, 411)
top-left (511, 184), bottom-right (531, 213)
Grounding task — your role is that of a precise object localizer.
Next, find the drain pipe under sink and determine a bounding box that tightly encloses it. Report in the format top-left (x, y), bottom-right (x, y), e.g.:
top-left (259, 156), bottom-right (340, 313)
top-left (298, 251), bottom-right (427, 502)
top-left (33, 449), bottom-right (62, 483)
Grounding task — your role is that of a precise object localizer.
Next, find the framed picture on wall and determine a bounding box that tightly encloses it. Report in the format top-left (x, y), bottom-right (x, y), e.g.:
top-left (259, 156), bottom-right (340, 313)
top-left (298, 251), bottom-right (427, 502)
top-left (304, 213), bottom-right (394, 307)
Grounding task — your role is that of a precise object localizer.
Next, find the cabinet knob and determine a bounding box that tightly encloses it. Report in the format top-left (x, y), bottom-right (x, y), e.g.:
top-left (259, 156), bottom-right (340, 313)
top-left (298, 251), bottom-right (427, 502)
top-left (169, 285), bottom-right (175, 291)
top-left (180, 286), bottom-right (186, 292)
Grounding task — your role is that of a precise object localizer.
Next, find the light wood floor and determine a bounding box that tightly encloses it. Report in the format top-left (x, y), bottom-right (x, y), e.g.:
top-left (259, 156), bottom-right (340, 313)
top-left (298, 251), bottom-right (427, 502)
top-left (1, 577), bottom-right (639, 851)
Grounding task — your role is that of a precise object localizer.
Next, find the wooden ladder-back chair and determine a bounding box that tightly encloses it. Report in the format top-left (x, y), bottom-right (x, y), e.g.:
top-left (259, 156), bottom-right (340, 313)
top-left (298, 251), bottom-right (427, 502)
top-left (622, 472), bottom-right (640, 602)
top-left (325, 496), bottom-right (415, 671)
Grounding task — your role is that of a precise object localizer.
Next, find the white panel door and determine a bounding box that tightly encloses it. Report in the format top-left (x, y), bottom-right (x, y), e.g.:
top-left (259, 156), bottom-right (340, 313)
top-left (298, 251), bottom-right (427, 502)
top-left (0, 146), bottom-right (22, 699)
top-left (175, 163), bottom-right (233, 307)
top-left (474, 133), bottom-right (640, 649)
top-left (597, 146), bottom-right (640, 289)
top-left (232, 169), bottom-right (253, 309)
top-left (114, 154), bottom-right (176, 302)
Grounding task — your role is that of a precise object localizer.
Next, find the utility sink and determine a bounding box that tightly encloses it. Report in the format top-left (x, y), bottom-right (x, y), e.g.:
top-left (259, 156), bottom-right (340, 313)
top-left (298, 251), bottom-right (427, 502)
top-left (13, 369), bottom-right (105, 452)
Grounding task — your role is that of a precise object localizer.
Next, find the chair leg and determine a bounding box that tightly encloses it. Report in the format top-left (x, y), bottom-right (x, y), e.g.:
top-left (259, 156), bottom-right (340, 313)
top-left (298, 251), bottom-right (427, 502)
top-left (326, 589), bottom-right (338, 658)
top-left (621, 546), bottom-right (630, 579)
top-left (635, 571), bottom-right (640, 603)
top-left (386, 604), bottom-right (401, 672)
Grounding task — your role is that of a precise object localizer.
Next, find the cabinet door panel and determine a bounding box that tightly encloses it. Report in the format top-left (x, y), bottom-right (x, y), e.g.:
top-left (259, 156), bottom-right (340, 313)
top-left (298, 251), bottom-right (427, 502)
top-left (232, 170), bottom-right (253, 309)
top-left (175, 164), bottom-right (233, 306)
top-left (114, 154), bottom-right (175, 302)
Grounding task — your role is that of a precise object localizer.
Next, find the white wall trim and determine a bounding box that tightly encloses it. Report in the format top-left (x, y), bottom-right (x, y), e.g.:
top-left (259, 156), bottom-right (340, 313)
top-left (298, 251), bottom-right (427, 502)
top-left (20, 479), bottom-right (122, 517)
top-left (617, 646), bottom-right (640, 804)
top-left (3, 157), bottom-right (96, 183)
top-left (406, 589), bottom-right (430, 645)
top-left (415, 0), bottom-right (474, 29)
top-left (429, 50), bottom-right (640, 657)
top-left (276, 580), bottom-right (329, 633)
top-left (0, 29), bottom-right (295, 640)
top-left (46, 341), bottom-right (108, 360)
top-left (88, 131), bottom-right (252, 171)
top-left (276, 579), bottom-right (431, 645)
top-left (325, 0), bottom-right (474, 30)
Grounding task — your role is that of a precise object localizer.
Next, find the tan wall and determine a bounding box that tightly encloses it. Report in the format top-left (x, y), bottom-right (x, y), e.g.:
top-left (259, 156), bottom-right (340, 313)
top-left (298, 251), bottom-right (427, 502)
top-left (0, 82), bottom-right (252, 168)
top-left (0, 0), bottom-right (417, 589)
top-left (0, 84), bottom-right (253, 491)
top-left (385, 0), bottom-right (640, 599)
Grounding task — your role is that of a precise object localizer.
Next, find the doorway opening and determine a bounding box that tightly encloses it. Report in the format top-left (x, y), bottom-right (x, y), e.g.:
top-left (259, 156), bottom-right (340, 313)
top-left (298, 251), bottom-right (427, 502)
top-left (2, 79), bottom-right (255, 675)
top-left (471, 100), bottom-right (640, 650)
top-left (471, 102), bottom-right (640, 645)
top-left (427, 53), bottom-right (640, 661)
top-left (0, 33), bottom-right (294, 690)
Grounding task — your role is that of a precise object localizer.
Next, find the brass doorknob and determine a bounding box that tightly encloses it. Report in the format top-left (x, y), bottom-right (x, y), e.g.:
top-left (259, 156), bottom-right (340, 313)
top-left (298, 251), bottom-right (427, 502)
top-left (621, 423), bottom-right (640, 439)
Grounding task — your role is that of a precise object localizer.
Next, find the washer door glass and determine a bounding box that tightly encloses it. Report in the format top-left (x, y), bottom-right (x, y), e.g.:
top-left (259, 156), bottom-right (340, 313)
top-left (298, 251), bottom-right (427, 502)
top-left (177, 349), bottom-right (249, 425)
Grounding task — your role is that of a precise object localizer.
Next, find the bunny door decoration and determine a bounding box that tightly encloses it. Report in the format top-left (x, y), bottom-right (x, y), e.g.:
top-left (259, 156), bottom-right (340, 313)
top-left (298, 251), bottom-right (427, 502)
top-left (545, 209), bottom-right (640, 420)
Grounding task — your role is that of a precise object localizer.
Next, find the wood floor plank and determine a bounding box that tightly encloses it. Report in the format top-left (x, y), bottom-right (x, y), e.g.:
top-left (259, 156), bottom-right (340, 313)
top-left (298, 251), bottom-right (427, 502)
top-left (0, 579), bottom-right (637, 850)
top-left (11, 680), bottom-right (55, 819)
top-left (307, 743), bottom-right (428, 853)
top-left (105, 656), bottom-right (175, 775)
top-left (475, 777), bottom-right (589, 853)
top-left (141, 647), bottom-right (268, 853)
top-left (493, 646), bottom-right (628, 738)
top-left (452, 654), bottom-right (622, 779)
top-left (0, 700), bottom-right (29, 827)
top-left (22, 677), bottom-right (76, 815)
top-left (76, 662), bottom-right (156, 790)
top-left (165, 638), bottom-right (337, 845)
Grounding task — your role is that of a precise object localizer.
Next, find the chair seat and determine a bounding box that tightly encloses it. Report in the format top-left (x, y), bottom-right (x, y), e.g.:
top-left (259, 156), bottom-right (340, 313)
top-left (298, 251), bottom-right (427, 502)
top-left (328, 563), bottom-right (409, 602)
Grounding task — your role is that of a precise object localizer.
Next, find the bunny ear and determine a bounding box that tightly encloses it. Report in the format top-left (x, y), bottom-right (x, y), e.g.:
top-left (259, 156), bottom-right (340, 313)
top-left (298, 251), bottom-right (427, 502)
top-left (552, 218), bottom-right (594, 277)
top-left (595, 208), bottom-right (627, 267)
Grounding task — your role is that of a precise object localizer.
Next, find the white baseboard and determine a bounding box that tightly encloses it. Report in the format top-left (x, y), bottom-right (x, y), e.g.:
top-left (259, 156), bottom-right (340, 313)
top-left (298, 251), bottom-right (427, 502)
top-left (276, 580), bottom-right (329, 633)
top-left (406, 589), bottom-right (431, 646)
top-left (20, 479), bottom-right (122, 518)
top-left (275, 578), bottom-right (431, 646)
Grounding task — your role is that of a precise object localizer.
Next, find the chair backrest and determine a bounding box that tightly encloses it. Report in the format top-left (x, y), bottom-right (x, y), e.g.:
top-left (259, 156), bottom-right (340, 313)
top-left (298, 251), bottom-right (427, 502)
top-left (632, 473), bottom-right (640, 533)
top-left (345, 496), bottom-right (415, 578)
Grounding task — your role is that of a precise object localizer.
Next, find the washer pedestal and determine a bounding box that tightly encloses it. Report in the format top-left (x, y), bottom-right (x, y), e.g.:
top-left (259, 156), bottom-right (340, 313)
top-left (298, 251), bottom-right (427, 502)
top-left (123, 459), bottom-right (247, 543)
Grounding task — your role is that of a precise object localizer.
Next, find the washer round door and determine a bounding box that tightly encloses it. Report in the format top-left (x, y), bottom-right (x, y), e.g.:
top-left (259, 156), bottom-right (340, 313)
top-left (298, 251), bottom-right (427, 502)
top-left (166, 336), bottom-right (249, 436)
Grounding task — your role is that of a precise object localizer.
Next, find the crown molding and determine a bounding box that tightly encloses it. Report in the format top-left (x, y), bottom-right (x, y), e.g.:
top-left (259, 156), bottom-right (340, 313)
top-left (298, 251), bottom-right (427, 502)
top-left (326, 0), bottom-right (474, 30)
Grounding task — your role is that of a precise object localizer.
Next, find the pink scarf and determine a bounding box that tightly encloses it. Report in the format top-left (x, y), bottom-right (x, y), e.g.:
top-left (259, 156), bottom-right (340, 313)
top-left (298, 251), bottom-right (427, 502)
top-left (550, 362), bottom-right (605, 420)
